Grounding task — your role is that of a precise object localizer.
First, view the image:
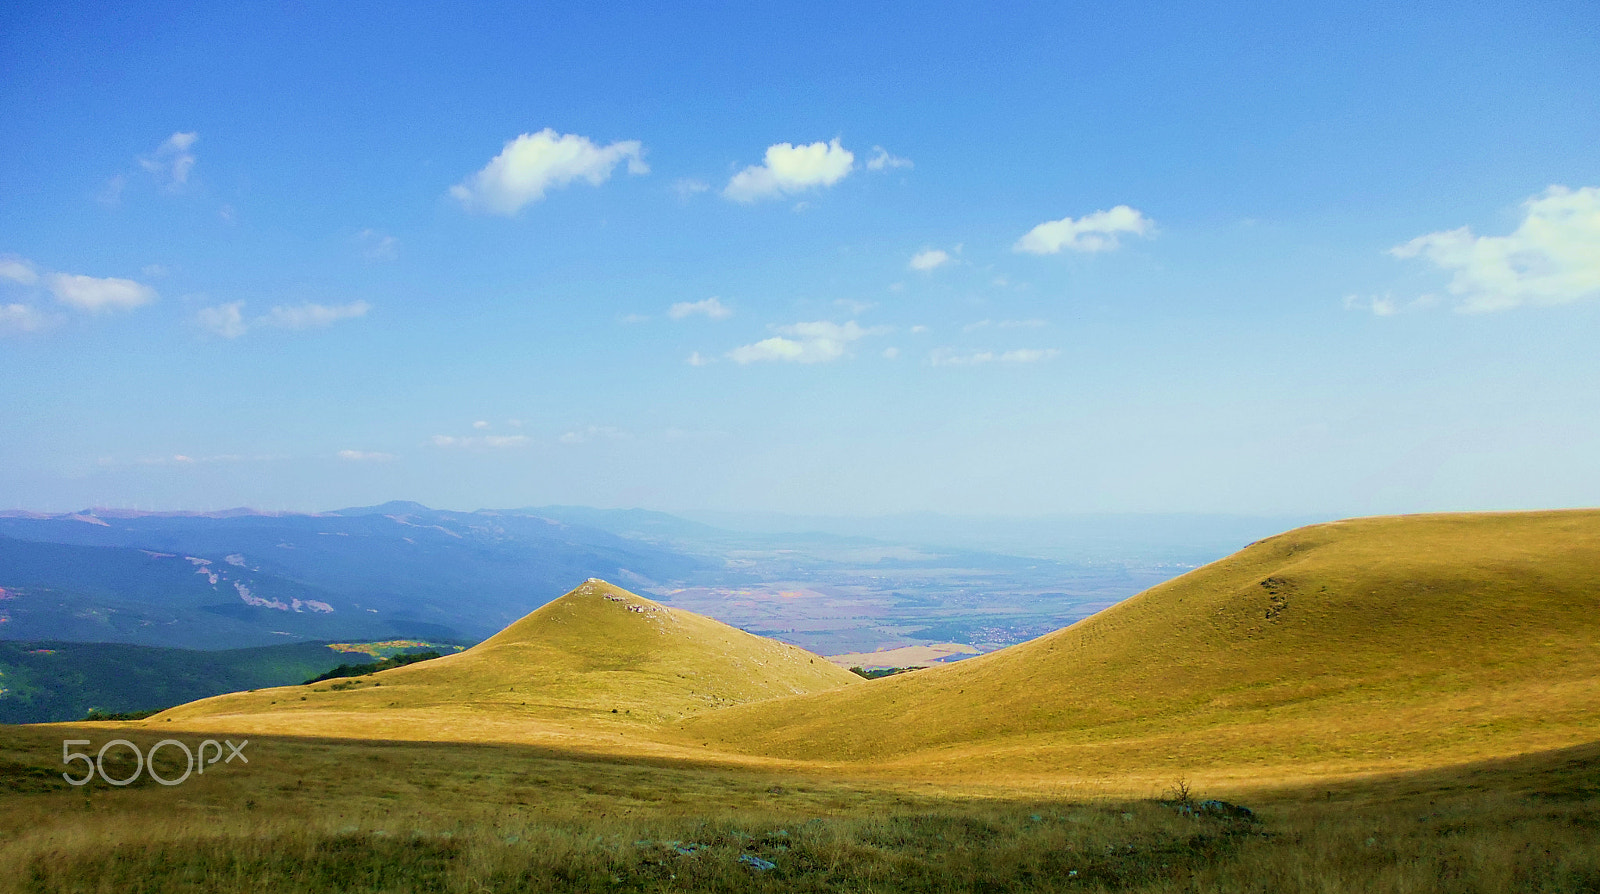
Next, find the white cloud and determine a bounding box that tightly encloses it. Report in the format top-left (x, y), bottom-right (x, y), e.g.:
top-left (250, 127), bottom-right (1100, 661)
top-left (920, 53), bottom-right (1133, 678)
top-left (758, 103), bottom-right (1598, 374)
top-left (909, 324), bottom-right (928, 334)
top-left (726, 337), bottom-right (804, 364)
top-left (141, 264), bottom-right (168, 278)
top-left (197, 301), bottom-right (247, 338)
top-left (472, 420), bottom-right (490, 430)
top-left (909, 248), bottom-right (951, 271)
top-left (431, 434), bottom-right (530, 449)
top-left (338, 450), bottom-right (396, 462)
top-left (139, 132), bottom-right (198, 186)
top-left (668, 297), bottom-right (732, 320)
top-left (1388, 185), bottom-right (1600, 312)
top-left (727, 320), bottom-right (884, 364)
top-left (724, 138), bottom-right (854, 202)
top-left (931, 347), bottom-right (1060, 366)
top-left (0, 256), bottom-right (38, 285)
top-left (1014, 205), bottom-right (1154, 254)
top-left (686, 351), bottom-right (712, 366)
top-left (450, 129), bottom-right (647, 215)
top-left (357, 229), bottom-right (398, 262)
top-left (0, 303), bottom-right (54, 334)
top-left (866, 146), bottom-right (912, 171)
top-left (47, 273), bottom-right (157, 312)
top-left (261, 301), bottom-right (371, 330)
top-left (882, 346), bottom-right (900, 359)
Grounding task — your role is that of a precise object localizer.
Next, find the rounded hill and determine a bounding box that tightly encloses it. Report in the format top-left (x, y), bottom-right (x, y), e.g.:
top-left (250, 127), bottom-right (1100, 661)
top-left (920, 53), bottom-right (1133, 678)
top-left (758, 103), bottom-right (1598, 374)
top-left (681, 510), bottom-right (1600, 781)
top-left (154, 579), bottom-right (857, 740)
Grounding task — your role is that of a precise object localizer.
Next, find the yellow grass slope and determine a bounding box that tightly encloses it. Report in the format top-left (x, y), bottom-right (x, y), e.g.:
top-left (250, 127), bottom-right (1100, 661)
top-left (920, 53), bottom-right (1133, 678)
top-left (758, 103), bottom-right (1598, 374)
top-left (680, 510), bottom-right (1600, 782)
top-left (155, 579), bottom-right (856, 745)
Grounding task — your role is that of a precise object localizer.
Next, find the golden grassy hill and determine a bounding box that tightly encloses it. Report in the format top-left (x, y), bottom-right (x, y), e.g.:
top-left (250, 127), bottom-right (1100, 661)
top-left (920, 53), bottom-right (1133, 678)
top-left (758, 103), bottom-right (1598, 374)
top-left (678, 510), bottom-right (1600, 784)
top-left (153, 579), bottom-right (856, 747)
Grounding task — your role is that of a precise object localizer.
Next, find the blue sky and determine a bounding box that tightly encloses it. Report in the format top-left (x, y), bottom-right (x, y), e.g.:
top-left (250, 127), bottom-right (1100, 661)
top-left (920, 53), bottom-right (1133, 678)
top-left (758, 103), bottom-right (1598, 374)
top-left (2, 1), bottom-right (1598, 516)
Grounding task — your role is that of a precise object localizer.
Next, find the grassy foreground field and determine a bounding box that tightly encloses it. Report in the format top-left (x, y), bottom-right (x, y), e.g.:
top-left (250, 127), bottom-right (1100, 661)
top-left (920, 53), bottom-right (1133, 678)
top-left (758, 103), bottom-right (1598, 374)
top-left (1, 723), bottom-right (1598, 893)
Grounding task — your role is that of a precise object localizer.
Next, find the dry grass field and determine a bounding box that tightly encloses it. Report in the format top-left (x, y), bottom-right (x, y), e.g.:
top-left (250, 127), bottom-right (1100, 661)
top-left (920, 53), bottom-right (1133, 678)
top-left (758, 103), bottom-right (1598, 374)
top-left (1, 723), bottom-right (1597, 893)
top-left (3, 510), bottom-right (1599, 891)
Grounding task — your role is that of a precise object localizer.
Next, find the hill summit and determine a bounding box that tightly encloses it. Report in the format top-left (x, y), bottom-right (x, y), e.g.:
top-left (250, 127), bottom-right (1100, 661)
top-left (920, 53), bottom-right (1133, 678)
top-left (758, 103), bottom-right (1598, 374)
top-left (154, 579), bottom-right (857, 740)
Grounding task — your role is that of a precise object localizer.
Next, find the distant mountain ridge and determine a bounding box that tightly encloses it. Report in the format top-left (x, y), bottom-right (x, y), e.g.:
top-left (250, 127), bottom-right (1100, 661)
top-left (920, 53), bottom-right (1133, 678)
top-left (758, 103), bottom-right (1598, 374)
top-left (0, 503), bottom-right (712, 650)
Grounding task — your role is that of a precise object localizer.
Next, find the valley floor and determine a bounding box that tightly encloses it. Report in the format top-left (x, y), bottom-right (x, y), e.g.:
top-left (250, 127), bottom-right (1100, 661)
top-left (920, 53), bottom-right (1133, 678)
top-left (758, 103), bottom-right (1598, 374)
top-left (2, 723), bottom-right (1597, 893)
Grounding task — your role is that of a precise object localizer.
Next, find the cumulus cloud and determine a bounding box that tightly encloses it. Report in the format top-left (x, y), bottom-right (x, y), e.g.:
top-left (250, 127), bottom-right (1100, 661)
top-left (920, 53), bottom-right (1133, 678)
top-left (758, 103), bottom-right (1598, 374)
top-left (139, 132), bottom-right (198, 186)
top-left (668, 297), bottom-right (732, 320)
top-left (930, 347), bottom-right (1060, 366)
top-left (1014, 205), bottom-right (1154, 254)
top-left (1388, 185), bottom-right (1600, 312)
top-left (261, 301), bottom-right (371, 330)
top-left (47, 273), bottom-right (157, 312)
top-left (726, 320), bottom-right (884, 364)
top-left (866, 146), bottom-right (912, 171)
top-left (1, 303), bottom-right (55, 334)
top-left (724, 139), bottom-right (854, 202)
top-left (450, 129), bottom-right (647, 215)
top-left (197, 300), bottom-right (369, 337)
top-left (0, 256), bottom-right (38, 285)
top-left (338, 450), bottom-right (396, 462)
top-left (2, 258), bottom-right (156, 328)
